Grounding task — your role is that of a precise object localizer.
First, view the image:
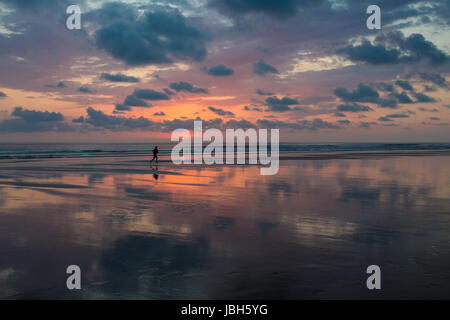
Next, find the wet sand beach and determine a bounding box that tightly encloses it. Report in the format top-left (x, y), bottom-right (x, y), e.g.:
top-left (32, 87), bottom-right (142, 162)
top-left (1, 149), bottom-right (450, 299)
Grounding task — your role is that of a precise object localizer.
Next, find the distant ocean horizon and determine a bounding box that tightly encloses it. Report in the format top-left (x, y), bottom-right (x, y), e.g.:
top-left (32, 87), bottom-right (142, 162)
top-left (1, 142), bottom-right (450, 160)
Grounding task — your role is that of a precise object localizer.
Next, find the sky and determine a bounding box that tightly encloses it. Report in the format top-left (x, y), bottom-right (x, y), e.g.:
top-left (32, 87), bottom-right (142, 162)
top-left (0, 0), bottom-right (449, 143)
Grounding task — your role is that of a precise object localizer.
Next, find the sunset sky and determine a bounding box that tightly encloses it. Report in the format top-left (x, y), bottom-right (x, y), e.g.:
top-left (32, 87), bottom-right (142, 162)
top-left (0, 0), bottom-right (449, 142)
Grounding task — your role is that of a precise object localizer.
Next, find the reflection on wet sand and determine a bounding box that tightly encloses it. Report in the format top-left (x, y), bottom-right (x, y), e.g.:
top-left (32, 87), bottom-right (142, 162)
top-left (0, 155), bottom-right (450, 299)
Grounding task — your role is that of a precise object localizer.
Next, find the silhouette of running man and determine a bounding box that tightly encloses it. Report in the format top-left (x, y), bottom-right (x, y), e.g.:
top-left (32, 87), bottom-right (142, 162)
top-left (150, 146), bottom-right (159, 164)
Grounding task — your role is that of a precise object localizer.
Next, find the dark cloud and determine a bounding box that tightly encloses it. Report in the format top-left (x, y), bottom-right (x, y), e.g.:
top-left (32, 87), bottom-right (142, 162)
top-left (338, 120), bottom-right (351, 125)
top-left (209, 0), bottom-right (326, 19)
top-left (414, 92), bottom-right (436, 103)
top-left (359, 121), bottom-right (378, 128)
top-left (0, 91), bottom-right (6, 98)
top-left (163, 88), bottom-right (175, 96)
top-left (114, 104), bottom-right (132, 112)
top-left (407, 72), bottom-right (448, 89)
top-left (72, 116), bottom-right (85, 123)
top-left (83, 107), bottom-right (156, 131)
top-left (379, 113), bottom-right (410, 121)
top-left (161, 117), bottom-right (223, 132)
top-left (206, 64), bottom-right (234, 77)
top-left (133, 89), bottom-right (170, 100)
top-left (395, 80), bottom-right (413, 91)
top-left (377, 83), bottom-right (394, 92)
top-left (265, 96), bottom-right (298, 112)
top-left (11, 106), bottom-right (64, 122)
top-left (0, 107), bottom-right (71, 133)
top-left (257, 118), bottom-right (340, 130)
top-left (224, 119), bottom-right (256, 129)
top-left (418, 107), bottom-right (439, 112)
top-left (78, 86), bottom-right (92, 93)
top-left (388, 113), bottom-right (409, 118)
top-left (45, 81), bottom-right (66, 89)
top-left (123, 95), bottom-right (150, 107)
top-left (256, 89), bottom-right (274, 96)
top-left (208, 106), bottom-right (235, 117)
top-left (337, 31), bottom-right (449, 65)
top-left (100, 73), bottom-right (140, 83)
top-left (400, 33), bottom-right (448, 65)
top-left (153, 112), bottom-right (165, 116)
top-left (337, 103), bottom-right (372, 113)
top-left (429, 117), bottom-right (440, 121)
top-left (94, 4), bottom-right (208, 66)
top-left (334, 83), bottom-right (397, 108)
top-left (334, 83), bottom-right (379, 102)
top-left (169, 81), bottom-right (208, 94)
top-left (333, 112), bottom-right (347, 118)
top-left (337, 40), bottom-right (401, 65)
top-left (253, 59), bottom-right (279, 75)
top-left (392, 91), bottom-right (413, 104)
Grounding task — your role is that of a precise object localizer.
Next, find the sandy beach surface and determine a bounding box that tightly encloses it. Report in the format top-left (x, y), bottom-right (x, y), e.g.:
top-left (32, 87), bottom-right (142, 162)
top-left (1, 150), bottom-right (450, 299)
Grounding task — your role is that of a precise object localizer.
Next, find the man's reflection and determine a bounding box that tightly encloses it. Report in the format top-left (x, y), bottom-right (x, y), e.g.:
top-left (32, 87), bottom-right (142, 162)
top-left (151, 163), bottom-right (159, 181)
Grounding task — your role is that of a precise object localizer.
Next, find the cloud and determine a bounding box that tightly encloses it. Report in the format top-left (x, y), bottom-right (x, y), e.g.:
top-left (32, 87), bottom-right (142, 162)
top-left (209, 0), bottom-right (326, 19)
top-left (429, 117), bottom-right (440, 121)
top-left (392, 91), bottom-right (413, 104)
top-left (11, 106), bottom-right (64, 122)
top-left (395, 80), bottom-right (413, 91)
top-left (1, 0), bottom-right (76, 13)
top-left (256, 89), bottom-right (274, 96)
top-left (338, 120), bottom-right (351, 125)
top-left (160, 117), bottom-right (223, 132)
top-left (100, 73), bottom-right (140, 83)
top-left (205, 64), bottom-right (234, 76)
top-left (414, 92), bottom-right (436, 103)
top-left (224, 119), bottom-right (255, 129)
top-left (0, 91), bottom-right (6, 98)
top-left (74, 108), bottom-right (226, 132)
top-left (257, 118), bottom-right (340, 130)
top-left (407, 72), bottom-right (448, 89)
top-left (208, 106), bottom-right (235, 117)
top-left (72, 116), bottom-right (85, 123)
top-left (253, 59), bottom-right (279, 75)
top-left (377, 83), bottom-right (394, 92)
top-left (334, 83), bottom-right (379, 102)
top-left (359, 121), bottom-right (378, 128)
top-left (82, 107), bottom-right (156, 131)
top-left (169, 81), bottom-right (208, 94)
top-left (133, 89), bottom-right (170, 100)
top-left (0, 107), bottom-right (71, 133)
top-left (418, 107), bottom-right (439, 112)
top-left (334, 83), bottom-right (397, 108)
top-left (114, 104), bottom-right (132, 112)
top-left (94, 4), bottom-right (208, 66)
top-left (265, 96), bottom-right (298, 112)
top-left (337, 103), bottom-right (372, 112)
top-left (337, 31), bottom-right (449, 65)
top-left (379, 113), bottom-right (410, 122)
top-left (337, 40), bottom-right (401, 65)
top-left (153, 112), bottom-right (165, 116)
top-left (123, 95), bottom-right (150, 107)
top-left (78, 86), bottom-right (92, 93)
top-left (386, 113), bottom-right (410, 118)
top-left (45, 81), bottom-right (66, 89)
top-left (163, 88), bottom-right (175, 96)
